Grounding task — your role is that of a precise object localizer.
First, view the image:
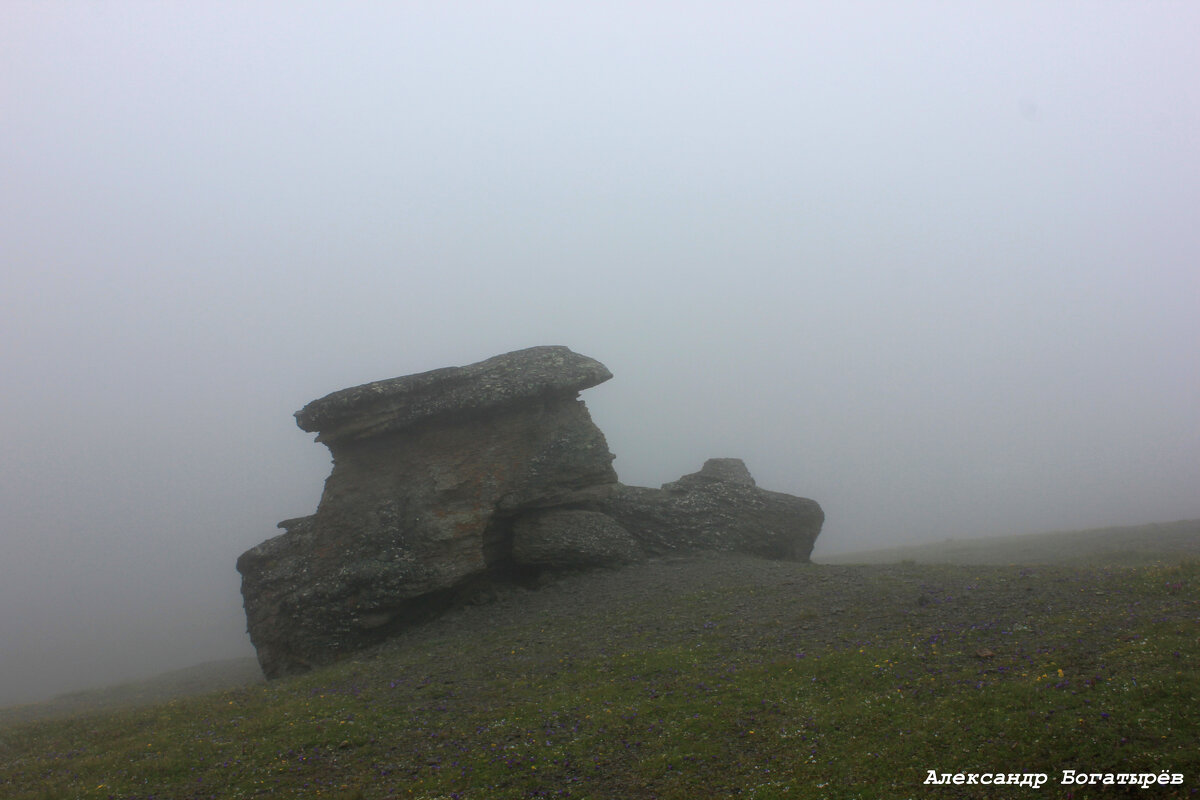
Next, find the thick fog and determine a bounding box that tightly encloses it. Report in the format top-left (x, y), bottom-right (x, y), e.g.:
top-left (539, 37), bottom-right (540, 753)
top-left (2, 3), bottom-right (1198, 707)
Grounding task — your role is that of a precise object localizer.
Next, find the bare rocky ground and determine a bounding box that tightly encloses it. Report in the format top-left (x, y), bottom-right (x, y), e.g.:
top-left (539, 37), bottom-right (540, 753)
top-left (4, 519), bottom-right (1196, 727)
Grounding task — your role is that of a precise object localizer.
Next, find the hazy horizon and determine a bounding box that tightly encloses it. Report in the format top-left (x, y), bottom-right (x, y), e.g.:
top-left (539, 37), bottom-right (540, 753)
top-left (3, 2), bottom-right (1198, 706)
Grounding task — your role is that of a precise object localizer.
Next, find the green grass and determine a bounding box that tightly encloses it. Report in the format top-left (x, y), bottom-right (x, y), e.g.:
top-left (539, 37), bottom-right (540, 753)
top-left (818, 518), bottom-right (1200, 566)
top-left (2, 559), bottom-right (1197, 799)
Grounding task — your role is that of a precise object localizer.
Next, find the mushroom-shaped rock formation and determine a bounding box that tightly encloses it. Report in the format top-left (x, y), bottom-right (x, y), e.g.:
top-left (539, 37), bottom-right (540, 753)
top-left (237, 347), bottom-right (823, 679)
top-left (237, 346), bottom-right (618, 678)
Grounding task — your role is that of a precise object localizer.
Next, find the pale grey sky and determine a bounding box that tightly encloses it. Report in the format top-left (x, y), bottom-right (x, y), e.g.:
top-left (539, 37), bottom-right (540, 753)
top-left (2, 2), bottom-right (1197, 705)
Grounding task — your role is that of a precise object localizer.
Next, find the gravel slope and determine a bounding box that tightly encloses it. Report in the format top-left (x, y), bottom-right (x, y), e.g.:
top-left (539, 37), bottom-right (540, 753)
top-left (5, 521), bottom-right (1195, 725)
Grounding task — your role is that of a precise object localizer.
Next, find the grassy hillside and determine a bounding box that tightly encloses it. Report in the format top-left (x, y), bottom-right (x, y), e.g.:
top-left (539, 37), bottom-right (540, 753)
top-left (0, 658), bottom-right (263, 728)
top-left (819, 519), bottom-right (1200, 566)
top-left (1, 526), bottom-right (1197, 799)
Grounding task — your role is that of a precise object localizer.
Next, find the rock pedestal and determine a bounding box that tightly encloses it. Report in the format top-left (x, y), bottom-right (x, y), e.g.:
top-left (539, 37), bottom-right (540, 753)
top-left (237, 346), bottom-right (824, 679)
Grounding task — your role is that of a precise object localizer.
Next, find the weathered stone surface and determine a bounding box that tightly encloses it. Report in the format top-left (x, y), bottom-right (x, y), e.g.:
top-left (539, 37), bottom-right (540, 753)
top-left (512, 509), bottom-right (642, 569)
top-left (664, 457), bottom-right (756, 489)
top-left (598, 458), bottom-right (824, 561)
top-left (237, 350), bottom-right (825, 681)
top-left (238, 347), bottom-right (618, 679)
top-left (295, 345), bottom-right (612, 445)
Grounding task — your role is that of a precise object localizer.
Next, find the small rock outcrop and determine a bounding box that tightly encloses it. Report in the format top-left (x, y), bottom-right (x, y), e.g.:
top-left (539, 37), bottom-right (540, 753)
top-left (599, 458), bottom-right (824, 561)
top-left (237, 346), bottom-right (823, 679)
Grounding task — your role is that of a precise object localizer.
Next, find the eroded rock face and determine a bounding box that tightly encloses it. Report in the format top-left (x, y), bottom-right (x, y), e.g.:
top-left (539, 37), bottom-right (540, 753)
top-left (237, 347), bottom-right (618, 678)
top-left (512, 509), bottom-right (642, 569)
top-left (597, 458), bottom-right (824, 561)
top-left (237, 348), bottom-right (824, 680)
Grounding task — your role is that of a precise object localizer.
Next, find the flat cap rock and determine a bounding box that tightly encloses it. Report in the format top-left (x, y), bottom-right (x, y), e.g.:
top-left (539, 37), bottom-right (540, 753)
top-left (295, 345), bottom-right (613, 444)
